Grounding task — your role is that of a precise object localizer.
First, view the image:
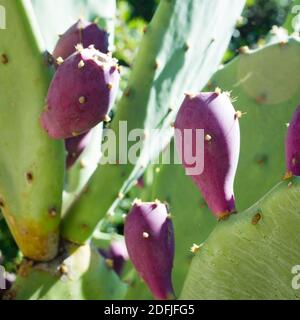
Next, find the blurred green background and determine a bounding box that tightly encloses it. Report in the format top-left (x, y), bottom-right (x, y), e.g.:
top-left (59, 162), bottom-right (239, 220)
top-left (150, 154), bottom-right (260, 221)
top-left (0, 0), bottom-right (297, 280)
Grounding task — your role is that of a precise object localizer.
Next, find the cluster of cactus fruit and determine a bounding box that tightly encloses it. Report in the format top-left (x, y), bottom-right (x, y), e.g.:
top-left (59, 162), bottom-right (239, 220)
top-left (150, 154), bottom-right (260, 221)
top-left (1, 0), bottom-right (300, 300)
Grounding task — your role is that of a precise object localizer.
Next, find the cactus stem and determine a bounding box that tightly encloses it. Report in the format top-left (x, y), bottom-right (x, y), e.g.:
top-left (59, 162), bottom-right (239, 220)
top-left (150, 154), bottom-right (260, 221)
top-left (251, 212), bottom-right (262, 225)
top-left (1, 53), bottom-right (9, 64)
top-left (143, 232), bottom-right (150, 239)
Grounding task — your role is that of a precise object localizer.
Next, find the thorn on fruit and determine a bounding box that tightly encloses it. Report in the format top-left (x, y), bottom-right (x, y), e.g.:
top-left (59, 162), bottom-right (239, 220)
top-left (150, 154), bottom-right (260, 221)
top-left (103, 115), bottom-right (111, 123)
top-left (79, 96), bottom-right (86, 104)
top-left (214, 87), bottom-right (222, 95)
top-left (143, 232), bottom-right (150, 239)
top-left (205, 134), bottom-right (212, 142)
top-left (235, 110), bottom-right (247, 120)
top-left (56, 57), bottom-right (64, 65)
top-left (78, 60), bottom-right (85, 69)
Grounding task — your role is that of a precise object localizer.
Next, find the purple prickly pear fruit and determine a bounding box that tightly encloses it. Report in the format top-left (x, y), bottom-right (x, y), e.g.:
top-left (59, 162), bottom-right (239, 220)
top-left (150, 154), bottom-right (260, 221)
top-left (65, 130), bottom-right (92, 169)
top-left (99, 239), bottom-right (129, 276)
top-left (285, 104), bottom-right (300, 177)
top-left (40, 46), bottom-right (120, 139)
top-left (174, 91), bottom-right (240, 220)
top-left (124, 201), bottom-right (175, 300)
top-left (53, 19), bottom-right (109, 61)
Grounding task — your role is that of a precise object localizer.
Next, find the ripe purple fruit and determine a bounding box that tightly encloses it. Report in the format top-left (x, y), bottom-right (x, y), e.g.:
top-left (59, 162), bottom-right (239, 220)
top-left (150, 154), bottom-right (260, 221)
top-left (124, 201), bottom-right (175, 300)
top-left (65, 131), bottom-right (92, 169)
top-left (53, 19), bottom-right (109, 60)
top-left (40, 46), bottom-right (120, 139)
top-left (285, 104), bottom-right (300, 176)
top-left (99, 239), bottom-right (129, 276)
top-left (174, 91), bottom-right (240, 220)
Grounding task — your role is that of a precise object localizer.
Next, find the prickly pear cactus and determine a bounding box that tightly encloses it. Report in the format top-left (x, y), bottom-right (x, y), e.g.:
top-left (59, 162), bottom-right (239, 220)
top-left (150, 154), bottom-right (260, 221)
top-left (7, 243), bottom-right (127, 300)
top-left (0, 0), bottom-right (64, 261)
top-left (207, 37), bottom-right (300, 212)
top-left (146, 36), bottom-right (300, 299)
top-left (31, 0), bottom-right (116, 52)
top-left (125, 201), bottom-right (175, 300)
top-left (181, 177), bottom-right (300, 300)
top-left (62, 0), bottom-right (246, 245)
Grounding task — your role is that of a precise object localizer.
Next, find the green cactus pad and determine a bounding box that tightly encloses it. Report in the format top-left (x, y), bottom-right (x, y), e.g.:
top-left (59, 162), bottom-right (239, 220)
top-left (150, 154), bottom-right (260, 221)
top-left (181, 177), bottom-right (300, 300)
top-left (0, 0), bottom-right (64, 261)
top-left (62, 0), bottom-right (246, 244)
top-left (6, 243), bottom-right (127, 300)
